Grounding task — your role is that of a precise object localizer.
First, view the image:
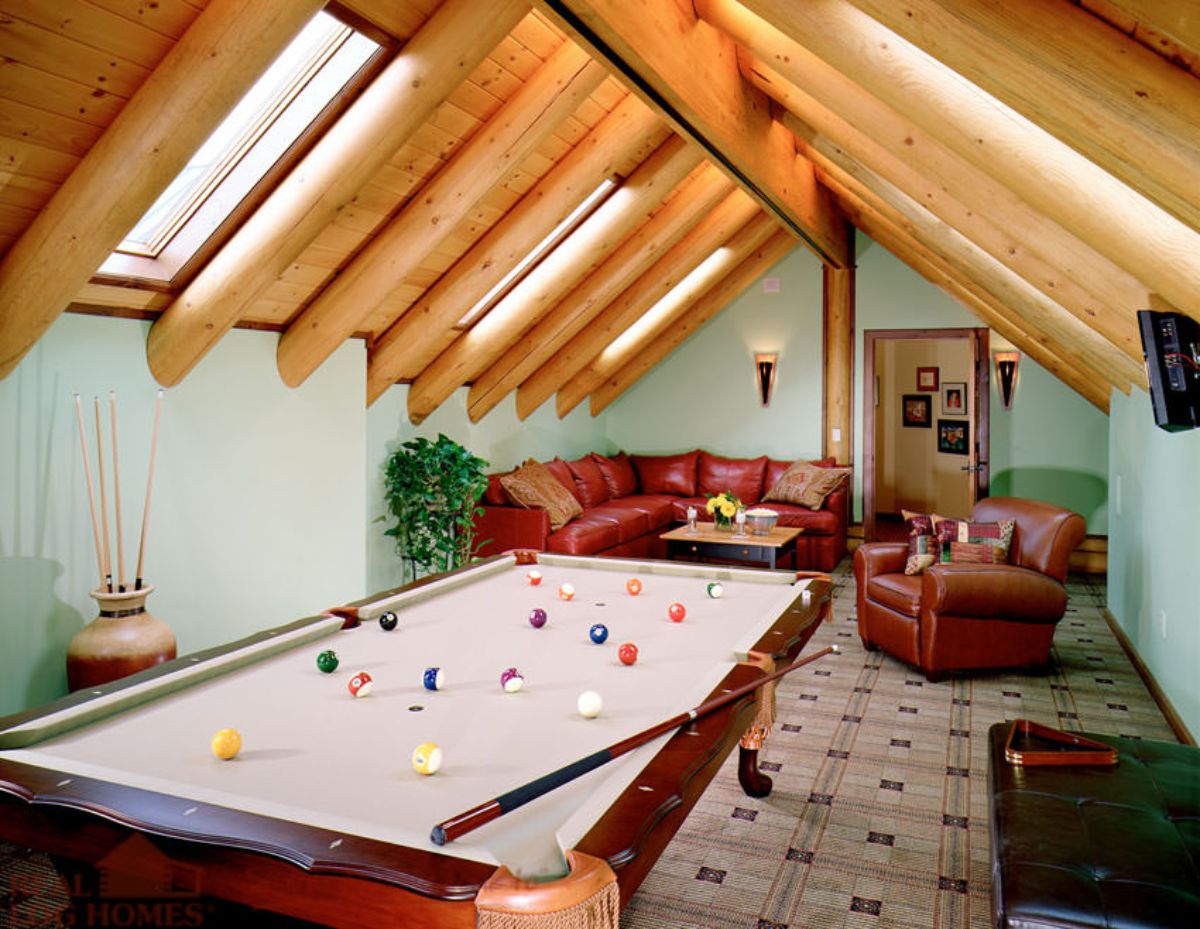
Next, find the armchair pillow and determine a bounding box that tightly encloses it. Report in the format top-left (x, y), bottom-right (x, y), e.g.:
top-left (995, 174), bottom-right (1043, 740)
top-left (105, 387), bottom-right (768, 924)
top-left (904, 513), bottom-right (938, 576)
top-left (631, 451), bottom-right (699, 496)
top-left (500, 459), bottom-right (583, 530)
top-left (936, 517), bottom-right (1015, 564)
top-left (590, 452), bottom-right (638, 498)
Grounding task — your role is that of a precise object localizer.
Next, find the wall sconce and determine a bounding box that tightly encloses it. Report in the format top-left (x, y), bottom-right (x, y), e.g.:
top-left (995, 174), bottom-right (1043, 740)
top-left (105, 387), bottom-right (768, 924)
top-left (994, 351), bottom-right (1020, 410)
top-left (755, 353), bottom-right (778, 407)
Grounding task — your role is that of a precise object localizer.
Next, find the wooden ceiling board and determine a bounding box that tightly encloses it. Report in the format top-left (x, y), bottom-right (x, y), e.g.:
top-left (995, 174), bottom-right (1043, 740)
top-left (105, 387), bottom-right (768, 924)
top-left (0, 59), bottom-right (127, 126)
top-left (0, 97), bottom-right (103, 157)
top-left (85, 0), bottom-right (207, 42)
top-left (0, 0), bottom-right (176, 69)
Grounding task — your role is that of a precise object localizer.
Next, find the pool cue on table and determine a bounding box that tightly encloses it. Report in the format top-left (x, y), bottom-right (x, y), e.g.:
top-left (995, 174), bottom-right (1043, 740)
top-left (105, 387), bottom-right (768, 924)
top-left (431, 643), bottom-right (841, 846)
top-left (73, 394), bottom-right (107, 591)
top-left (134, 388), bottom-right (163, 592)
top-left (92, 396), bottom-right (113, 592)
top-left (109, 391), bottom-right (126, 591)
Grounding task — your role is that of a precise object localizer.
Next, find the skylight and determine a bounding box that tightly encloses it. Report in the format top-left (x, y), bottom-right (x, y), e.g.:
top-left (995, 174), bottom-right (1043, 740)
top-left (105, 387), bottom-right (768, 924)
top-left (101, 11), bottom-right (380, 279)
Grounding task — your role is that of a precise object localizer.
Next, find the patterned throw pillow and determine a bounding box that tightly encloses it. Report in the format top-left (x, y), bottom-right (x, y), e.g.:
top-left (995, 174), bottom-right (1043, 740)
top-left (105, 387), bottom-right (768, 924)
top-left (904, 513), bottom-right (937, 575)
top-left (935, 518), bottom-right (1015, 564)
top-left (797, 467), bottom-right (850, 510)
top-left (499, 459), bottom-right (583, 530)
top-left (763, 459), bottom-right (818, 504)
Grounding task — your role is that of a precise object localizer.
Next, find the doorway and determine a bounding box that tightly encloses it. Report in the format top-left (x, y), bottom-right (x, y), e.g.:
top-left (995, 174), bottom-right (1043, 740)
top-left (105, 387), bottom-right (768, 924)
top-left (863, 328), bottom-right (990, 541)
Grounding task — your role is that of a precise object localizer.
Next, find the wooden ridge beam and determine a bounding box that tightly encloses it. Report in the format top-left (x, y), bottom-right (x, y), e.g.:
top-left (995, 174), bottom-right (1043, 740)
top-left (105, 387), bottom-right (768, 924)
top-left (591, 230), bottom-right (796, 415)
top-left (404, 135), bottom-right (703, 423)
top-left (516, 188), bottom-right (761, 419)
top-left (559, 210), bottom-right (779, 416)
top-left (534, 0), bottom-right (850, 268)
top-left (466, 162), bottom-right (734, 422)
top-left (147, 0), bottom-right (530, 387)
top-left (277, 39), bottom-right (606, 387)
top-left (741, 50), bottom-right (1148, 367)
top-left (716, 0), bottom-right (1200, 319)
top-left (364, 92), bottom-right (665, 404)
top-left (0, 0), bottom-right (324, 380)
top-left (1094, 1), bottom-right (1200, 57)
top-left (841, 0), bottom-right (1200, 232)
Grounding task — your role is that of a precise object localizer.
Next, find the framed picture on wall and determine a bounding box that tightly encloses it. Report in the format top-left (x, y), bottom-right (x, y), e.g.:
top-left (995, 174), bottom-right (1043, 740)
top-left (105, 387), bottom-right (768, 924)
top-left (916, 366), bottom-right (939, 391)
top-left (938, 419), bottom-right (969, 454)
top-left (941, 381), bottom-right (966, 416)
top-left (902, 394), bottom-right (932, 427)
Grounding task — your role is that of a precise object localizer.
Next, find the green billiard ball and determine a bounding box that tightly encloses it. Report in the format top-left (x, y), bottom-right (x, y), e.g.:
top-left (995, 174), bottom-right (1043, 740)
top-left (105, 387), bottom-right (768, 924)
top-left (316, 649), bottom-right (339, 673)
top-left (706, 582), bottom-right (724, 599)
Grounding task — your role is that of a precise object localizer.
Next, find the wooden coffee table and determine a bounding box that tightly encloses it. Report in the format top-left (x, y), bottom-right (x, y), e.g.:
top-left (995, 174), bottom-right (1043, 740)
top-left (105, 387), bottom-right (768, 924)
top-left (660, 524), bottom-right (803, 570)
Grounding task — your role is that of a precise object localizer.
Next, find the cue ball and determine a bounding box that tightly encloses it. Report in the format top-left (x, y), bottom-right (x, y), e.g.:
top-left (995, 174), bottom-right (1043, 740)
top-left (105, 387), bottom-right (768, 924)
top-left (558, 583), bottom-right (575, 601)
top-left (210, 728), bottom-right (242, 761)
top-left (626, 578), bottom-right (642, 596)
top-left (527, 570), bottom-right (542, 586)
top-left (500, 667), bottom-right (525, 693)
top-left (668, 601), bottom-right (687, 622)
top-left (316, 649), bottom-right (339, 673)
top-left (529, 607), bottom-right (548, 628)
top-left (589, 623), bottom-right (608, 644)
top-left (706, 582), bottom-right (724, 599)
top-left (422, 667), bottom-right (444, 691)
top-left (577, 691), bottom-right (603, 718)
top-left (348, 671), bottom-right (373, 698)
top-left (378, 611), bottom-right (399, 631)
top-left (618, 642), bottom-right (638, 665)
top-left (412, 742), bottom-right (443, 776)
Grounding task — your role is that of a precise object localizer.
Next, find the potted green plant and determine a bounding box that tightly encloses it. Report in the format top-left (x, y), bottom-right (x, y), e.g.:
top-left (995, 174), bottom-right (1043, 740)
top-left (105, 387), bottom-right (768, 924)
top-left (380, 434), bottom-right (490, 583)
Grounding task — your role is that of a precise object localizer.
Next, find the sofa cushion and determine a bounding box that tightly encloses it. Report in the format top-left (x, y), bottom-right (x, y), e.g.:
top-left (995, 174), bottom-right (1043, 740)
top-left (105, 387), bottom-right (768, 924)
top-left (499, 459), bottom-right (583, 530)
top-left (768, 502), bottom-right (839, 534)
top-left (585, 503), bottom-right (650, 542)
top-left (590, 452), bottom-right (639, 498)
top-left (542, 457), bottom-right (580, 501)
top-left (484, 472), bottom-right (510, 505)
top-left (867, 573), bottom-right (922, 617)
top-left (545, 513), bottom-right (621, 555)
top-left (631, 450), bottom-right (699, 496)
top-left (565, 455), bottom-right (611, 508)
top-left (614, 494), bottom-right (679, 530)
top-left (697, 452), bottom-right (768, 505)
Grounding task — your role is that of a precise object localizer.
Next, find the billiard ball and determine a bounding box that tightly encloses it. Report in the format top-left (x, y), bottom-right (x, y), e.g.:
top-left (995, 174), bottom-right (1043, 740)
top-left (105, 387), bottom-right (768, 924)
top-left (558, 583), bottom-right (575, 601)
top-left (527, 570), bottom-right (542, 586)
top-left (706, 582), bottom-right (724, 599)
top-left (618, 642), bottom-right (638, 665)
top-left (210, 728), bottom-right (242, 761)
top-left (626, 578), bottom-right (642, 596)
top-left (412, 742), bottom-right (442, 776)
top-left (422, 667), bottom-right (444, 691)
top-left (589, 623), bottom-right (608, 644)
top-left (529, 607), bottom-right (548, 628)
top-left (316, 649), bottom-right (339, 673)
top-left (378, 611), bottom-right (399, 631)
top-left (348, 671), bottom-right (373, 698)
top-left (500, 667), bottom-right (525, 693)
top-left (668, 601), bottom-right (687, 622)
top-left (577, 690), bottom-right (603, 718)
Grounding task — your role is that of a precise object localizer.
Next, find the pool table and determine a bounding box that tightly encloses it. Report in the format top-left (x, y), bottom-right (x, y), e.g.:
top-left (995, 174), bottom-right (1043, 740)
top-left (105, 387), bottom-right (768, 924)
top-left (0, 552), bottom-right (830, 928)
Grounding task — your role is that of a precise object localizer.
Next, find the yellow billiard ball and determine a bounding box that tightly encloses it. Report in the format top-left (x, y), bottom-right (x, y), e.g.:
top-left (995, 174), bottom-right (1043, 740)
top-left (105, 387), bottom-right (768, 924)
top-left (412, 742), bottom-right (443, 776)
top-left (210, 728), bottom-right (242, 761)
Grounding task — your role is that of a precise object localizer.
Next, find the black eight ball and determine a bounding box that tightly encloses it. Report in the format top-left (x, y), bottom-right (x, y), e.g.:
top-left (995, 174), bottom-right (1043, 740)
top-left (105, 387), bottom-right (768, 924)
top-left (378, 610), bottom-right (399, 631)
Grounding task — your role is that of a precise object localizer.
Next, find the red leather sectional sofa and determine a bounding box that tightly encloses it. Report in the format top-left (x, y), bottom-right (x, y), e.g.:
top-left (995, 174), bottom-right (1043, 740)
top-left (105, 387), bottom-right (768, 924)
top-left (474, 449), bottom-right (849, 572)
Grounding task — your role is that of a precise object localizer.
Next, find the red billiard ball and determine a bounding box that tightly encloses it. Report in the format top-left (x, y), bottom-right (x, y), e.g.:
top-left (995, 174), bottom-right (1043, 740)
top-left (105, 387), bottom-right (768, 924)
top-left (527, 570), bottom-right (542, 586)
top-left (626, 578), bottom-right (642, 596)
top-left (348, 671), bottom-right (373, 698)
top-left (668, 601), bottom-right (686, 622)
top-left (618, 642), bottom-right (638, 665)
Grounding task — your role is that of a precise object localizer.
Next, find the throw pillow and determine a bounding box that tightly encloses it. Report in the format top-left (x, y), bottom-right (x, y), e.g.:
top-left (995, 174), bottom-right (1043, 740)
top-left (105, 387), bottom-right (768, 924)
top-left (936, 518), bottom-right (1015, 564)
top-left (797, 466), bottom-right (851, 510)
top-left (763, 459), bottom-right (818, 504)
top-left (499, 459), bottom-right (583, 530)
top-left (904, 513), bottom-right (937, 575)
top-left (590, 452), bottom-right (638, 498)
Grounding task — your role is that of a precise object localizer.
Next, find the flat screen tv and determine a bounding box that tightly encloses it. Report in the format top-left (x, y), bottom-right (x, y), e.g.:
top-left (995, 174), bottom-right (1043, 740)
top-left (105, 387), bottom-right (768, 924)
top-left (1137, 309), bottom-right (1200, 432)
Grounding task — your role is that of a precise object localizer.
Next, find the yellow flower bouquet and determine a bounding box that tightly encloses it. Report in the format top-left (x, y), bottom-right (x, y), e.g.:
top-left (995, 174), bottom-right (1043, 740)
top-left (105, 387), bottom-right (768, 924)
top-left (705, 490), bottom-right (743, 530)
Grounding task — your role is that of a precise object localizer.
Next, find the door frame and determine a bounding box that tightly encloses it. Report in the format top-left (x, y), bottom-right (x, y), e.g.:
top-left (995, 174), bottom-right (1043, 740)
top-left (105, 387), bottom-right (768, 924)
top-left (862, 327), bottom-right (990, 541)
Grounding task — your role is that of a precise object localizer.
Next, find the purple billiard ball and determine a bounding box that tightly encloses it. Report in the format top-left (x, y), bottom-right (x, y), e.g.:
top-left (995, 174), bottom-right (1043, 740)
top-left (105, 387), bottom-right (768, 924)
top-left (500, 667), bottom-right (525, 693)
top-left (529, 607), bottom-right (548, 629)
top-left (589, 623), bottom-right (608, 644)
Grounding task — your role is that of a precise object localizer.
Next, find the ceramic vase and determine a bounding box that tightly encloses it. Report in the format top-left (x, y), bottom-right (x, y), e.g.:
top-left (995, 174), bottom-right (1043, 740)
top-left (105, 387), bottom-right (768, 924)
top-left (66, 584), bottom-right (176, 691)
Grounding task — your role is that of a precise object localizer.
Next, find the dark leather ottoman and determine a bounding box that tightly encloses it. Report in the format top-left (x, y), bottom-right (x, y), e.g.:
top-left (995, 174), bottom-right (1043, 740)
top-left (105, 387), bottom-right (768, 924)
top-left (987, 722), bottom-right (1200, 929)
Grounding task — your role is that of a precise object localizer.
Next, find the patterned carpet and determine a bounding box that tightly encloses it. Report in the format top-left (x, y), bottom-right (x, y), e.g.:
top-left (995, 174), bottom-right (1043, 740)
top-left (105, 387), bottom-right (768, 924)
top-left (0, 560), bottom-right (1177, 929)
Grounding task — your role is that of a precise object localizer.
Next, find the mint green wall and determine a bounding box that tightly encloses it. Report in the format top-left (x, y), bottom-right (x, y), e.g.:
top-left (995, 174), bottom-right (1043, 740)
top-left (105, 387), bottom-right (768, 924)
top-left (1107, 388), bottom-right (1200, 737)
top-left (0, 315), bottom-right (366, 716)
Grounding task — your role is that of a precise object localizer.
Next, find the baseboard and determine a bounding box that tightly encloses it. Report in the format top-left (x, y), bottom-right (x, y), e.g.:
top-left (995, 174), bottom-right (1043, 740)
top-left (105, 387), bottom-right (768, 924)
top-left (1102, 607), bottom-right (1195, 746)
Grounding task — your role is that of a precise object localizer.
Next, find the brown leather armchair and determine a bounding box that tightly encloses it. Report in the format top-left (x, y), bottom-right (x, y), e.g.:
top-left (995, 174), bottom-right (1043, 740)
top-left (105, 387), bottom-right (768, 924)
top-left (854, 497), bottom-right (1087, 681)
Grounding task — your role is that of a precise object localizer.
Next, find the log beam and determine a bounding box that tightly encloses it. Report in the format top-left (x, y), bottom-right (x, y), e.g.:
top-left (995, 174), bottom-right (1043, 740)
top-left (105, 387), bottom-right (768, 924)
top-left (823, 257), bottom-right (854, 465)
top-left (147, 0), bottom-right (530, 387)
top-left (534, 0), bottom-right (849, 268)
top-left (0, 0), bottom-right (324, 379)
top-left (405, 136), bottom-right (703, 423)
top-left (364, 92), bottom-right (665, 404)
top-left (590, 230), bottom-right (796, 414)
top-left (277, 39), bottom-right (606, 387)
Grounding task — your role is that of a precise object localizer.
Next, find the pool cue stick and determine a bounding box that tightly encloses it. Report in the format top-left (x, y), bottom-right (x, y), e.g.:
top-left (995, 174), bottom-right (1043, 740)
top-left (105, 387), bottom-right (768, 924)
top-left (134, 388), bottom-right (163, 592)
top-left (431, 643), bottom-right (841, 846)
top-left (109, 391), bottom-right (127, 591)
top-left (92, 396), bottom-right (113, 592)
top-left (73, 394), bottom-right (107, 590)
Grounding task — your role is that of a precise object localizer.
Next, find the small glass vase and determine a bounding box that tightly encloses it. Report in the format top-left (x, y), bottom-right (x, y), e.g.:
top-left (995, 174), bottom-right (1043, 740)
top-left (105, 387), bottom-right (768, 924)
top-left (714, 516), bottom-right (733, 532)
